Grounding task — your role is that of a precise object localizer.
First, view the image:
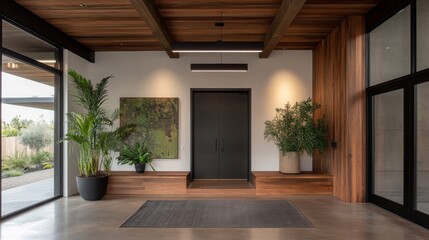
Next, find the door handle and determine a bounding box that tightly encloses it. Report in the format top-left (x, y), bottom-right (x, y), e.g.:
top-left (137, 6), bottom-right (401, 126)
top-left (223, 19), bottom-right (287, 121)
top-left (221, 138), bottom-right (225, 153)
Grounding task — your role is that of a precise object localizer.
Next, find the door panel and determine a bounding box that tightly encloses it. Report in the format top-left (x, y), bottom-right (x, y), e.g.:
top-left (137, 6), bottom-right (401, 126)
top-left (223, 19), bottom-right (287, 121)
top-left (373, 90), bottom-right (404, 204)
top-left (219, 92), bottom-right (249, 179)
top-left (193, 92), bottom-right (220, 179)
top-left (192, 90), bottom-right (250, 180)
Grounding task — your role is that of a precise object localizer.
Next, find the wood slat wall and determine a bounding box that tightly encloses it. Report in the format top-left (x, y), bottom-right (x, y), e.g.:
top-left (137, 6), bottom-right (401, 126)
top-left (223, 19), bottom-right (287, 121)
top-left (312, 16), bottom-right (366, 203)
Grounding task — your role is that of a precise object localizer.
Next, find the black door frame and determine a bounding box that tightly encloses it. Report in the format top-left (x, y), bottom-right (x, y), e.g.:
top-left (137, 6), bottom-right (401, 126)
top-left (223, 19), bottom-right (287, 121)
top-left (366, 0), bottom-right (429, 229)
top-left (190, 88), bottom-right (251, 182)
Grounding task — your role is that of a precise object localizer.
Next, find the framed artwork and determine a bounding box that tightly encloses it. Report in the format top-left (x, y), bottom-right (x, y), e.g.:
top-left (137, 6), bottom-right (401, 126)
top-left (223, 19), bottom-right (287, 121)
top-left (120, 97), bottom-right (179, 159)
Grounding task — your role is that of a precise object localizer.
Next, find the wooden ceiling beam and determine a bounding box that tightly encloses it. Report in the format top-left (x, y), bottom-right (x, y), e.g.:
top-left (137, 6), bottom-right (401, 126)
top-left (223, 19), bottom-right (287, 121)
top-left (129, 0), bottom-right (178, 58)
top-left (260, 0), bottom-right (306, 58)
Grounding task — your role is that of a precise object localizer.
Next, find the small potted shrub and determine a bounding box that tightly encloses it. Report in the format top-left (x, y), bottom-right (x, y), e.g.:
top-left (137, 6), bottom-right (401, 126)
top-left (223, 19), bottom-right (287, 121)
top-left (264, 98), bottom-right (328, 174)
top-left (117, 142), bottom-right (155, 173)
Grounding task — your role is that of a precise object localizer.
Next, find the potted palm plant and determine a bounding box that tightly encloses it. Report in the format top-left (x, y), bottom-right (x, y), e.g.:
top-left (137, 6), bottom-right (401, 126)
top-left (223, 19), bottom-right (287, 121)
top-left (64, 69), bottom-right (128, 200)
top-left (117, 142), bottom-right (155, 173)
top-left (264, 98), bottom-right (328, 174)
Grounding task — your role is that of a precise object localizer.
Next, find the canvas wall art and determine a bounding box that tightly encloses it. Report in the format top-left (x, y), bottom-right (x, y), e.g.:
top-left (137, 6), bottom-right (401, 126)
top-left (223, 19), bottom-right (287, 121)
top-left (120, 97), bottom-right (179, 159)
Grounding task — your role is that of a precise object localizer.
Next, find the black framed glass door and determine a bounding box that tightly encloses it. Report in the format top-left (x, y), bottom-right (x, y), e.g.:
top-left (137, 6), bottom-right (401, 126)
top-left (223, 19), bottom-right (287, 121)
top-left (367, 0), bottom-right (429, 229)
top-left (0, 19), bottom-right (63, 219)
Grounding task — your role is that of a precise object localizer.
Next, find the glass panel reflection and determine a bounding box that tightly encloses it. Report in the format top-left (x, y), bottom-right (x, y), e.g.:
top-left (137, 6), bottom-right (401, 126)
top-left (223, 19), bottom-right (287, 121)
top-left (417, 82), bottom-right (429, 214)
top-left (373, 90), bottom-right (404, 204)
top-left (1, 55), bottom-right (55, 216)
top-left (370, 6), bottom-right (410, 86)
top-left (2, 20), bottom-right (59, 69)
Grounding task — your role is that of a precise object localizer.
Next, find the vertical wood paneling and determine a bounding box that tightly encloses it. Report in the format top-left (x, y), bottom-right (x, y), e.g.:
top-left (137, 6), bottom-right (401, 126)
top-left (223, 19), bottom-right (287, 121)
top-left (313, 16), bottom-right (366, 202)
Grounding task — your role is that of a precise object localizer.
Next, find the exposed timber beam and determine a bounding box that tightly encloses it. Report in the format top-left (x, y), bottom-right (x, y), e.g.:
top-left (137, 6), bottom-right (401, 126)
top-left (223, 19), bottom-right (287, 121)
top-left (129, 0), bottom-right (179, 58)
top-left (260, 0), bottom-right (306, 58)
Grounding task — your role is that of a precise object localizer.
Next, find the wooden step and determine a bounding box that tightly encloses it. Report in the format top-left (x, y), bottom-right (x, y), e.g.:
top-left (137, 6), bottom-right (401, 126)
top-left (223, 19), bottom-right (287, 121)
top-left (106, 171), bottom-right (190, 195)
top-left (186, 180), bottom-right (256, 195)
top-left (252, 171), bottom-right (333, 195)
top-left (106, 171), bottom-right (333, 196)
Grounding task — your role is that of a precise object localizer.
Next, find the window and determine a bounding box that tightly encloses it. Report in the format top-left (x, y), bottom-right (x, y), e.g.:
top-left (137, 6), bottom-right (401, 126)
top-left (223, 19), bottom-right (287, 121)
top-left (369, 5), bottom-right (410, 86)
top-left (1, 19), bottom-right (62, 218)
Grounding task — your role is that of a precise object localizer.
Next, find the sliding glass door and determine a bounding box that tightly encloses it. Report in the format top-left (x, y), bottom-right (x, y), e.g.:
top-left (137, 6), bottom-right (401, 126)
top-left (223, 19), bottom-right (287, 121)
top-left (1, 19), bottom-right (62, 218)
top-left (368, 0), bottom-right (429, 229)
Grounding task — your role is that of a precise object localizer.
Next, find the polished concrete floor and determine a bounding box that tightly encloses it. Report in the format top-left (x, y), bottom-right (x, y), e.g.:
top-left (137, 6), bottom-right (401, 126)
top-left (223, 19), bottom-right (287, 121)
top-left (1, 195), bottom-right (429, 240)
top-left (2, 178), bottom-right (53, 216)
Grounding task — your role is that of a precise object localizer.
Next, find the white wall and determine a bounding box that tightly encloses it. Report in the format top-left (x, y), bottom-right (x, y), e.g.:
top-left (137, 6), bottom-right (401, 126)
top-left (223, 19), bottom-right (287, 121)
top-left (64, 50), bottom-right (312, 194)
top-left (63, 50), bottom-right (94, 196)
top-left (81, 50), bottom-right (313, 172)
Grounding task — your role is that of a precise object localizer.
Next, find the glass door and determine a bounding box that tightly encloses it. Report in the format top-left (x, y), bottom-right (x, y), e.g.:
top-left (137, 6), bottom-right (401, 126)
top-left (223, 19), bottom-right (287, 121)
top-left (1, 19), bottom-right (62, 218)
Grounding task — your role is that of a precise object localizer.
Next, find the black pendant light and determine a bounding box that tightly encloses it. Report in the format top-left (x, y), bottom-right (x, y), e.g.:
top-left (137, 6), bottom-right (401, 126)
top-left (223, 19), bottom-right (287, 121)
top-left (190, 12), bottom-right (248, 72)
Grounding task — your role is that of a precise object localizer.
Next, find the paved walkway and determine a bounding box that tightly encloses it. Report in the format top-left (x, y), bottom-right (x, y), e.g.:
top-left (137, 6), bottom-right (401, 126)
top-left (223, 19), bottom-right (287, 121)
top-left (2, 178), bottom-right (54, 216)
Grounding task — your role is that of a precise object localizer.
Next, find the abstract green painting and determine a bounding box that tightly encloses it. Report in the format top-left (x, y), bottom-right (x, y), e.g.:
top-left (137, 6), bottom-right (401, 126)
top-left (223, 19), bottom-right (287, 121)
top-left (120, 98), bottom-right (179, 159)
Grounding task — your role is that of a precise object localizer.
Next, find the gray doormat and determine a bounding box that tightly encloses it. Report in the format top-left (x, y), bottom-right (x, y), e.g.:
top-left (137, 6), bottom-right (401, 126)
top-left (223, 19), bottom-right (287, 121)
top-left (121, 200), bottom-right (312, 228)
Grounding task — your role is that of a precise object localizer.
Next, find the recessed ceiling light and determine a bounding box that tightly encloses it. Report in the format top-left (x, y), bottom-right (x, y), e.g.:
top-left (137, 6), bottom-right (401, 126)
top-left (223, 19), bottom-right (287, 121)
top-left (80, 3), bottom-right (87, 7)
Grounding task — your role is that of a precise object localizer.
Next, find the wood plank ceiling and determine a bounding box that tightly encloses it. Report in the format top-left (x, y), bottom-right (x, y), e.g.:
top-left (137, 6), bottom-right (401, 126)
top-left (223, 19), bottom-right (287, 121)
top-left (13, 0), bottom-right (382, 56)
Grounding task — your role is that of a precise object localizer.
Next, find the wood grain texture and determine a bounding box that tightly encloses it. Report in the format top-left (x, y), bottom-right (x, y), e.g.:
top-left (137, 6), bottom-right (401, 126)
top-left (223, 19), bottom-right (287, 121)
top-left (259, 0), bottom-right (306, 58)
top-left (13, 0), bottom-right (381, 52)
top-left (312, 16), bottom-right (366, 203)
top-left (252, 171), bottom-right (333, 195)
top-left (129, 0), bottom-right (178, 58)
top-left (106, 171), bottom-right (190, 195)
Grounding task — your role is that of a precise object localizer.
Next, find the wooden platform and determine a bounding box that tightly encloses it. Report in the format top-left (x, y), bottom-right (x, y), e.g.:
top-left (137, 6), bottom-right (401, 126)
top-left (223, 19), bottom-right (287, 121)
top-left (106, 171), bottom-right (190, 195)
top-left (252, 171), bottom-right (333, 195)
top-left (106, 171), bottom-right (333, 195)
top-left (186, 180), bottom-right (256, 195)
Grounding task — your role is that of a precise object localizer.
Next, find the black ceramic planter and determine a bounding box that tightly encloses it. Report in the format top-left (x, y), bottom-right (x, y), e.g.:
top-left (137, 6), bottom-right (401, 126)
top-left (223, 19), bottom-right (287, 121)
top-left (135, 163), bottom-right (146, 173)
top-left (76, 175), bottom-right (108, 201)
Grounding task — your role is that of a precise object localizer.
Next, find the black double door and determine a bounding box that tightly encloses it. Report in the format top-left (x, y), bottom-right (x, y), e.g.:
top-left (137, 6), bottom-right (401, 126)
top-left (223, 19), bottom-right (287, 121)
top-left (192, 91), bottom-right (250, 180)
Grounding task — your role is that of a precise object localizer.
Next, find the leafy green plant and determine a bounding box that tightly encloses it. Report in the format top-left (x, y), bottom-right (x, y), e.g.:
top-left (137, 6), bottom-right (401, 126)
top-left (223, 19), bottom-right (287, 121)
top-left (4, 152), bottom-right (33, 170)
top-left (264, 98), bottom-right (328, 155)
top-left (20, 122), bottom-right (54, 152)
top-left (2, 168), bottom-right (24, 178)
top-left (2, 116), bottom-right (32, 137)
top-left (117, 142), bottom-right (155, 171)
top-left (64, 69), bottom-right (121, 177)
top-left (31, 151), bottom-right (53, 165)
top-left (42, 162), bottom-right (54, 169)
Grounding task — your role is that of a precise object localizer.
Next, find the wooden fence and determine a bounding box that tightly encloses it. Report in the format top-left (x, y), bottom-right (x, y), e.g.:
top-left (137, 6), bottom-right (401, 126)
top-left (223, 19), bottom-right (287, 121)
top-left (1, 137), bottom-right (54, 159)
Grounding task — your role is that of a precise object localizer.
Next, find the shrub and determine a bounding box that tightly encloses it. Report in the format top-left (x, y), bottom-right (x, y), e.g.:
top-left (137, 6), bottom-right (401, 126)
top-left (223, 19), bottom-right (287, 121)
top-left (31, 151), bottom-right (53, 165)
top-left (20, 122), bottom-right (54, 152)
top-left (2, 116), bottom-right (32, 137)
top-left (2, 168), bottom-right (24, 178)
top-left (4, 152), bottom-right (33, 170)
top-left (42, 162), bottom-right (54, 169)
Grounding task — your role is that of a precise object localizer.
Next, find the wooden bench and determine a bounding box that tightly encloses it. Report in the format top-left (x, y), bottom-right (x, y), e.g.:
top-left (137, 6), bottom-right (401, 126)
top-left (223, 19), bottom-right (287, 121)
top-left (106, 171), bottom-right (190, 195)
top-left (252, 171), bottom-right (333, 195)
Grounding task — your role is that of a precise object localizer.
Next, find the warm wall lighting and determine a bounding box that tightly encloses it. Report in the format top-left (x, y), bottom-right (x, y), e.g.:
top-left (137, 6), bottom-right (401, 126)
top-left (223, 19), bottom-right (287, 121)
top-left (172, 42), bottom-right (263, 53)
top-left (191, 63), bottom-right (248, 72)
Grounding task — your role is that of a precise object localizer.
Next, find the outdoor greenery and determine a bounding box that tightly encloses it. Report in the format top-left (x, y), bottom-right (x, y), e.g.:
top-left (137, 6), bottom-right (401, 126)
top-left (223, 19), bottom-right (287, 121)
top-left (1, 116), bottom-right (55, 178)
top-left (2, 168), bottom-right (24, 178)
top-left (117, 142), bottom-right (155, 171)
top-left (64, 69), bottom-right (134, 177)
top-left (2, 151), bottom-right (53, 177)
top-left (2, 116), bottom-right (32, 137)
top-left (264, 98), bottom-right (328, 155)
top-left (20, 122), bottom-right (54, 152)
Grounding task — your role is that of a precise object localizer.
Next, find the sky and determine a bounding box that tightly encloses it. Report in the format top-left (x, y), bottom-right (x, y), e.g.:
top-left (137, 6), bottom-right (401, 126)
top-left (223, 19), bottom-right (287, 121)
top-left (2, 72), bottom-right (55, 123)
